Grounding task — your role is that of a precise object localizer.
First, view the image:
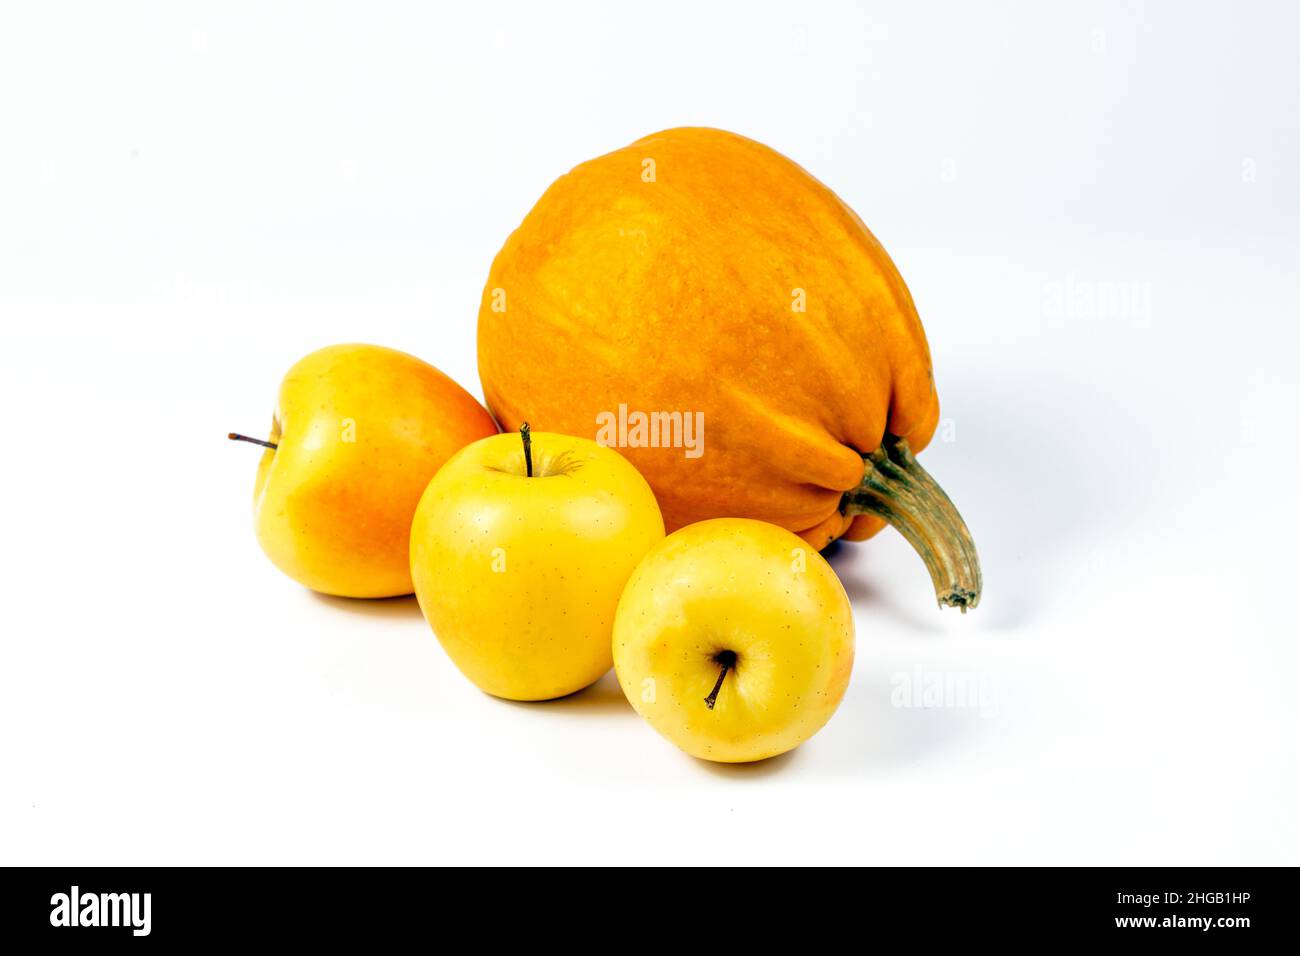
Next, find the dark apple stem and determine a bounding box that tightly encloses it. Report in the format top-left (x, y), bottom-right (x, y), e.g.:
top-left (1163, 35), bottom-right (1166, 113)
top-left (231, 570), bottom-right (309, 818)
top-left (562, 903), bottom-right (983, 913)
top-left (704, 650), bottom-right (737, 710)
top-left (228, 432), bottom-right (278, 451)
top-left (520, 422), bottom-right (533, 478)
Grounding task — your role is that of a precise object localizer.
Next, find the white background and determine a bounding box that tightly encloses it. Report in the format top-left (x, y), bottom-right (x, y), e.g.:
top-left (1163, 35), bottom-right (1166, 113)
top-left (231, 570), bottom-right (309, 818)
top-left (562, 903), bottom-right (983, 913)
top-left (2, 1), bottom-right (1297, 865)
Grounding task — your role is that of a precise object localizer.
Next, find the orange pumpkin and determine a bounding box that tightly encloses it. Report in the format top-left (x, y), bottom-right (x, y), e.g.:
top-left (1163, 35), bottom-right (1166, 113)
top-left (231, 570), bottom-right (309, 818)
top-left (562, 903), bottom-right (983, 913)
top-left (478, 128), bottom-right (980, 610)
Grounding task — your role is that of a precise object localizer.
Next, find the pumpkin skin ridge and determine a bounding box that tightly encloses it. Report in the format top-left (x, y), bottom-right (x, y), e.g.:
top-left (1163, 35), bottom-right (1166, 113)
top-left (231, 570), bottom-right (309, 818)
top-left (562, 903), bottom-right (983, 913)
top-left (635, 127), bottom-right (933, 435)
top-left (478, 127), bottom-right (942, 545)
top-left (691, 131), bottom-right (923, 458)
top-left (714, 378), bottom-right (869, 491)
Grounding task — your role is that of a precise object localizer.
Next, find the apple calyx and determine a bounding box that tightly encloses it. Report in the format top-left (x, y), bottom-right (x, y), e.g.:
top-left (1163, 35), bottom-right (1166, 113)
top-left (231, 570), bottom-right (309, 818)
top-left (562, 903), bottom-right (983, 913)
top-left (228, 432), bottom-right (278, 451)
top-left (704, 650), bottom-right (737, 710)
top-left (520, 422), bottom-right (533, 478)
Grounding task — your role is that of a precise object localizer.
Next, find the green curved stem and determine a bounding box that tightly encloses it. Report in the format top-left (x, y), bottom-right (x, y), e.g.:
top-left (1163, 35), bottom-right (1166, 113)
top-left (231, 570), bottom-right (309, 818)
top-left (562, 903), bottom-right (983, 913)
top-left (840, 434), bottom-right (982, 612)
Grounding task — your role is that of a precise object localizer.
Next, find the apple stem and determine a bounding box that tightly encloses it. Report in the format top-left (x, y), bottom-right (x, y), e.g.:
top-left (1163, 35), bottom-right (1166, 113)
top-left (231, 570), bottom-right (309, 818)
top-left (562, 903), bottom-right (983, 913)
top-left (520, 422), bottom-right (533, 478)
top-left (704, 650), bottom-right (737, 710)
top-left (228, 432), bottom-right (278, 451)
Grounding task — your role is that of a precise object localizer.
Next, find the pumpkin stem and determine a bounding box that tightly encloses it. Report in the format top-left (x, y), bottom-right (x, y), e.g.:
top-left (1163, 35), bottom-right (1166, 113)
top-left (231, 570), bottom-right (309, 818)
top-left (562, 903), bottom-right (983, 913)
top-left (840, 435), bottom-right (982, 612)
top-left (228, 432), bottom-right (278, 451)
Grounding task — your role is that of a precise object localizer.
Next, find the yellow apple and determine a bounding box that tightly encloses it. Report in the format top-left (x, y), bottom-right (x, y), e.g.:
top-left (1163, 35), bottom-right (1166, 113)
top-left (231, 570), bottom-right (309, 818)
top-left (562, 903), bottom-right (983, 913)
top-left (410, 427), bottom-right (664, 701)
top-left (613, 518), bottom-right (855, 762)
top-left (231, 343), bottom-right (498, 598)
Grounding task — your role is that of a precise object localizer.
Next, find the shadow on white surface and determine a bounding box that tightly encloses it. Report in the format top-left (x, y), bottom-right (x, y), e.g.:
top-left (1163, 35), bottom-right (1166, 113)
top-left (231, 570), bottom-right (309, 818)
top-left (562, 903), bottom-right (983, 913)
top-left (824, 542), bottom-right (949, 636)
top-left (310, 591), bottom-right (425, 620)
top-left (683, 668), bottom-right (983, 780)
top-left (496, 670), bottom-right (636, 718)
top-left (693, 747), bottom-right (800, 779)
top-left (940, 369), bottom-right (1156, 634)
top-left (804, 674), bottom-right (988, 777)
top-left (824, 365), bottom-right (1166, 636)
